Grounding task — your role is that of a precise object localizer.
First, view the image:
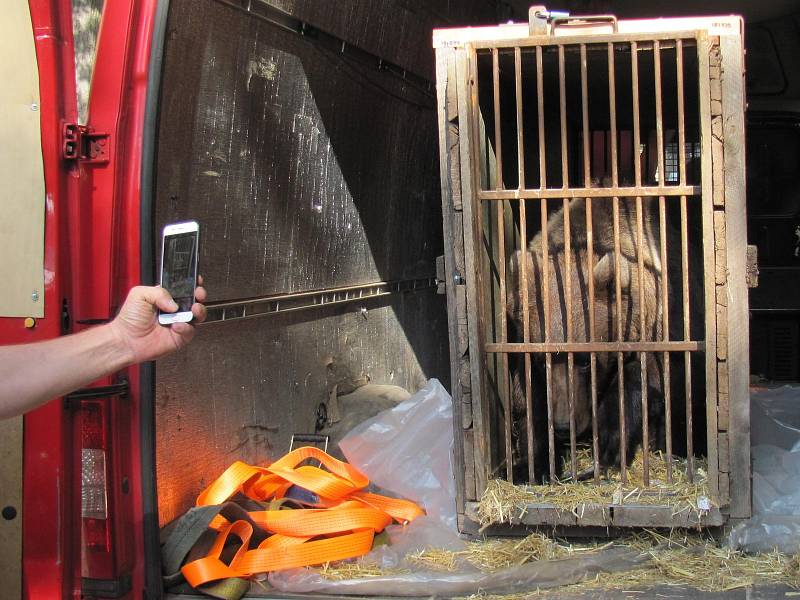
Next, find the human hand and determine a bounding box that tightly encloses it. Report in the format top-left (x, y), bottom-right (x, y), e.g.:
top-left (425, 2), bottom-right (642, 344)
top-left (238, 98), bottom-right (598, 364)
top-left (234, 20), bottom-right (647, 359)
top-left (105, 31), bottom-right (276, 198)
top-left (109, 278), bottom-right (208, 365)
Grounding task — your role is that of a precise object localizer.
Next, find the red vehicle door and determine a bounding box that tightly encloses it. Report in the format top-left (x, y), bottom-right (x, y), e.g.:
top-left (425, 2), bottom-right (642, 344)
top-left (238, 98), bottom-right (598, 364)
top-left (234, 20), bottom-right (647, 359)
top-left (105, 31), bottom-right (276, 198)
top-left (0, 1), bottom-right (159, 598)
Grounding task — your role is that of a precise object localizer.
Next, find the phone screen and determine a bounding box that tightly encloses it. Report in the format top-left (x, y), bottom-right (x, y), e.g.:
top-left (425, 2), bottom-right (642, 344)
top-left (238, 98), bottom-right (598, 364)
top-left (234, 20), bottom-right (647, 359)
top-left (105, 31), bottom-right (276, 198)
top-left (162, 231), bottom-right (198, 313)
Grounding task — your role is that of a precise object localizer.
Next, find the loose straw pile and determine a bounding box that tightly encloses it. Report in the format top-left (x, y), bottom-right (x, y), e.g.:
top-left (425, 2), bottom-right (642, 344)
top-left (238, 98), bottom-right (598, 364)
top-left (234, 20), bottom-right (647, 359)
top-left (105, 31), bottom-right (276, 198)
top-left (321, 531), bottom-right (799, 593)
top-left (317, 450), bottom-right (798, 593)
top-left (478, 448), bottom-right (713, 527)
top-left (462, 531), bottom-right (800, 597)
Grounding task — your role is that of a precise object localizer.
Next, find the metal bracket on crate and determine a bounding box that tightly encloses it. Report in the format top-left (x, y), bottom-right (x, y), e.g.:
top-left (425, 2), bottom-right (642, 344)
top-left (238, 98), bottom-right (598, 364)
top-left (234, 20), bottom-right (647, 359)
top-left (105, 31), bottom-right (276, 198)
top-left (529, 5), bottom-right (618, 37)
top-left (528, 6), bottom-right (569, 36)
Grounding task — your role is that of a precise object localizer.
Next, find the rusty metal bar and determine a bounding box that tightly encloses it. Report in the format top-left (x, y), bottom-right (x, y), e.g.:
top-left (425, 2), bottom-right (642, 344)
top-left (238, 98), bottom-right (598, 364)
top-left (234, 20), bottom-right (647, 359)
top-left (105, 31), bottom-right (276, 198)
top-left (536, 45), bottom-right (556, 481)
top-left (654, 39), bottom-right (673, 483)
top-left (537, 47), bottom-right (547, 191)
top-left (487, 341), bottom-right (702, 353)
top-left (581, 43), bottom-right (600, 483)
top-left (515, 47), bottom-right (526, 191)
top-left (559, 45), bottom-right (570, 188)
top-left (557, 44), bottom-right (577, 480)
top-left (204, 278), bottom-right (437, 324)
top-left (631, 41), bottom-right (649, 486)
top-left (514, 46), bottom-right (535, 481)
top-left (478, 185), bottom-right (699, 200)
top-left (492, 48), bottom-right (503, 190)
top-left (682, 193), bottom-right (694, 482)
top-left (608, 41), bottom-right (627, 483)
top-left (676, 38), bottom-right (694, 482)
top-left (492, 48), bottom-right (513, 481)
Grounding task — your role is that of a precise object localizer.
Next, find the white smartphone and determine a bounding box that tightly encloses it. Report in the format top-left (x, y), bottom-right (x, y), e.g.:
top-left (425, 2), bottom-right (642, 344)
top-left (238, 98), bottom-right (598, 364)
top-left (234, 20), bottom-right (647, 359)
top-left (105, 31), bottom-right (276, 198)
top-left (158, 221), bottom-right (200, 325)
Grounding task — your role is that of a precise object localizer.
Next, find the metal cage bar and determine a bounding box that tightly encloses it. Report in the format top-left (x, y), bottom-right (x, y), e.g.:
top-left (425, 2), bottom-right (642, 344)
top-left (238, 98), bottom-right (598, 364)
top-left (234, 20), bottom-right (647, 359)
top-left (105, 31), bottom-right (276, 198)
top-left (654, 39), bottom-right (674, 483)
top-left (581, 43), bottom-right (601, 483)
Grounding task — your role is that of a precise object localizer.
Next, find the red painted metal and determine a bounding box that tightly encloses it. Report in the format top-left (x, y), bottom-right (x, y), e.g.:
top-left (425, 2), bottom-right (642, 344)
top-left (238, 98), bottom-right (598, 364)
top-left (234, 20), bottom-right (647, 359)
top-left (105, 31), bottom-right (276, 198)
top-left (16, 0), bottom-right (159, 597)
top-left (4, 1), bottom-right (80, 598)
top-left (68, 0), bottom-right (159, 596)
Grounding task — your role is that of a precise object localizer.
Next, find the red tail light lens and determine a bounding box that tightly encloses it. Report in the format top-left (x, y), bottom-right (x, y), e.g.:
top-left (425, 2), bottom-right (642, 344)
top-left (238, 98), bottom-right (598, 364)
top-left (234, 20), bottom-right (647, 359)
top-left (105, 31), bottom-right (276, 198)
top-left (71, 384), bottom-right (134, 597)
top-left (79, 401), bottom-right (110, 553)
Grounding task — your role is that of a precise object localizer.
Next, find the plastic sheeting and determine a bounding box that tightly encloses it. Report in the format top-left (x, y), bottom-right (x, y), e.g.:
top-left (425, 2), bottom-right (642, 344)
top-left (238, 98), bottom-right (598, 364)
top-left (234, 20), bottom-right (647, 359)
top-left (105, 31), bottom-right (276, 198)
top-left (269, 379), bottom-right (656, 595)
top-left (338, 378), bottom-right (458, 530)
top-left (728, 385), bottom-right (800, 553)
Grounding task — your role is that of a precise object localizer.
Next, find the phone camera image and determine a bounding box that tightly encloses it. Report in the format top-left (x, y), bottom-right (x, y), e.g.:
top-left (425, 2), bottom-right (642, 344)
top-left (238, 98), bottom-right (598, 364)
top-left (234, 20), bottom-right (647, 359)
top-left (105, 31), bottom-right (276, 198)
top-left (163, 232), bottom-right (197, 313)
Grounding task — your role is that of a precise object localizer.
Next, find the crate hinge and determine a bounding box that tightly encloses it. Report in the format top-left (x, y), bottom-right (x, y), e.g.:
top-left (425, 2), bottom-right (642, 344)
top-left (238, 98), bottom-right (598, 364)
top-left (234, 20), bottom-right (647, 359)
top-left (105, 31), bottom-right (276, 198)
top-left (62, 122), bottom-right (110, 164)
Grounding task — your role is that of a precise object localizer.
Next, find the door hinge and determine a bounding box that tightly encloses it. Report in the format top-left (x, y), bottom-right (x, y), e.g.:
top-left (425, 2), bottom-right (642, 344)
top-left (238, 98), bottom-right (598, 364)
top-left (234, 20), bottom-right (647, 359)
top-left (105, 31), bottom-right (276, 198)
top-left (62, 122), bottom-right (110, 164)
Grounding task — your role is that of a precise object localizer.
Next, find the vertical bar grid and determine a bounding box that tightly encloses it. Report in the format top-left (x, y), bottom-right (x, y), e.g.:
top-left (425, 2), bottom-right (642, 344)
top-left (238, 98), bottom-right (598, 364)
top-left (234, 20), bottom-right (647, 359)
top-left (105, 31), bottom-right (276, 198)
top-left (581, 43), bottom-right (601, 483)
top-left (608, 41), bottom-right (627, 483)
top-left (492, 49), bottom-right (503, 191)
top-left (676, 39), bottom-right (695, 482)
top-left (654, 40), bottom-right (674, 483)
top-left (515, 47), bottom-right (536, 482)
top-left (465, 36), bottom-right (713, 511)
top-left (631, 41), bottom-right (649, 486)
top-left (536, 45), bottom-right (556, 481)
top-left (559, 45), bottom-right (577, 480)
top-left (492, 49), bottom-right (513, 481)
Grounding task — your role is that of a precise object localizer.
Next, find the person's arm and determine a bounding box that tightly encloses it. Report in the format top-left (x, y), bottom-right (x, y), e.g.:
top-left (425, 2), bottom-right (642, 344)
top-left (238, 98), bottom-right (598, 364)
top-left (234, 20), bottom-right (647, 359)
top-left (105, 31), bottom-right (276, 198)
top-left (0, 284), bottom-right (207, 419)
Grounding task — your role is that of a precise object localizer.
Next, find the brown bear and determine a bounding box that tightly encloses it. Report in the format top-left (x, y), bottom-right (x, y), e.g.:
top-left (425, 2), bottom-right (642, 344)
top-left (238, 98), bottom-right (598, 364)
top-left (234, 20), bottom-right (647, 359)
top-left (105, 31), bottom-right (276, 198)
top-left (506, 193), bottom-right (706, 483)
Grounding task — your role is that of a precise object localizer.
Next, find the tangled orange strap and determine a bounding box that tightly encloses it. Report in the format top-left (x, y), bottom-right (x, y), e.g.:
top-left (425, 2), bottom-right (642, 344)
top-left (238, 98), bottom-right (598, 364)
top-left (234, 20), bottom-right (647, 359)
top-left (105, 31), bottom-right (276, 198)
top-left (180, 447), bottom-right (424, 588)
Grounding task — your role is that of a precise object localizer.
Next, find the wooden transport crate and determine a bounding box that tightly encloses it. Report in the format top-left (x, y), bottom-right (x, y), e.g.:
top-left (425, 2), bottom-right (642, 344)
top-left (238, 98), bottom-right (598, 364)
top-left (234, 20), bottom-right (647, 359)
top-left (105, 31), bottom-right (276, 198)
top-left (434, 9), bottom-right (750, 532)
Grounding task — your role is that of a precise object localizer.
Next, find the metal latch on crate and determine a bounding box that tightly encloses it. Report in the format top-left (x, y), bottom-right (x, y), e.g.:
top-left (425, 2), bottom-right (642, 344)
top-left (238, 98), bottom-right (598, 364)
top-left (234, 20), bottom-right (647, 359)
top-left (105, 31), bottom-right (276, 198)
top-left (62, 122), bottom-right (110, 164)
top-left (528, 5), bottom-right (618, 37)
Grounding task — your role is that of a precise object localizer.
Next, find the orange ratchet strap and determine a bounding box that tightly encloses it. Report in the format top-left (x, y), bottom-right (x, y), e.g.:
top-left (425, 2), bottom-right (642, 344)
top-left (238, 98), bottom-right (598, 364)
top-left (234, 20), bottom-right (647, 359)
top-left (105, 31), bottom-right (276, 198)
top-left (180, 446), bottom-right (424, 589)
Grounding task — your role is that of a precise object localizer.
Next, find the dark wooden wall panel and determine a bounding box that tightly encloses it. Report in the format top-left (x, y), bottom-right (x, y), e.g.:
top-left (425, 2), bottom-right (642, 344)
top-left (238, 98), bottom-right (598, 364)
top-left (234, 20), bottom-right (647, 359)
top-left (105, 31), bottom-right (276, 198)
top-left (154, 0), bottom-right (455, 525)
top-left (156, 292), bottom-right (446, 526)
top-left (156, 0), bottom-right (444, 299)
top-left (267, 0), bottom-right (501, 80)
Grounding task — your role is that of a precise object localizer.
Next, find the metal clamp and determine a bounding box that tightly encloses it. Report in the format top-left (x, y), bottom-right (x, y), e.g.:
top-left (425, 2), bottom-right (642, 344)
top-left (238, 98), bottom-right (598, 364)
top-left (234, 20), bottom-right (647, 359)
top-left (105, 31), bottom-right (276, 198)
top-left (550, 14), bottom-right (619, 35)
top-left (528, 5), bottom-right (569, 36)
top-left (529, 5), bottom-right (618, 37)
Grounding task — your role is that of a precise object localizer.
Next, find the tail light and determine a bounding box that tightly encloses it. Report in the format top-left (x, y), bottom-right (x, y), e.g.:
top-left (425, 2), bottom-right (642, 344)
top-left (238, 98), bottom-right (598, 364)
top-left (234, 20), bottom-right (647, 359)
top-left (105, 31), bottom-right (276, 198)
top-left (80, 401), bottom-right (110, 553)
top-left (70, 382), bottom-right (133, 597)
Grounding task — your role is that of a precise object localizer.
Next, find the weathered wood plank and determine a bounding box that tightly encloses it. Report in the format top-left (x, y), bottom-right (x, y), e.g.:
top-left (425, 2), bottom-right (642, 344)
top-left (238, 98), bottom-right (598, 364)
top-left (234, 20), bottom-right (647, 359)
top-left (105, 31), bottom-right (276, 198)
top-left (463, 503), bottom-right (724, 529)
top-left (612, 505), bottom-right (724, 528)
top-left (456, 47), bottom-right (490, 495)
top-left (698, 34), bottom-right (719, 500)
top-left (718, 392), bottom-right (730, 431)
top-left (436, 45), bottom-right (468, 515)
top-left (716, 304), bottom-right (728, 361)
top-left (720, 33), bottom-right (751, 520)
top-left (718, 432), bottom-right (730, 473)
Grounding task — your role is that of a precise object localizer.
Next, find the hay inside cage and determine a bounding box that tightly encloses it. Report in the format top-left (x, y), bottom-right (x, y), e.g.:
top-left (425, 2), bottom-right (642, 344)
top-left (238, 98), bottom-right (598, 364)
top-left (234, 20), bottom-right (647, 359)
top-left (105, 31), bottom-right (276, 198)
top-left (477, 449), bottom-right (713, 527)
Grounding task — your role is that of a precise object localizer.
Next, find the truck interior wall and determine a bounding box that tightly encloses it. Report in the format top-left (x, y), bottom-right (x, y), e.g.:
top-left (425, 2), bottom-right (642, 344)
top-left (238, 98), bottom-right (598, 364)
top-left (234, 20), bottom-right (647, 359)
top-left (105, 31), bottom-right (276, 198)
top-left (151, 0), bottom-right (496, 526)
top-left (263, 0), bottom-right (507, 80)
